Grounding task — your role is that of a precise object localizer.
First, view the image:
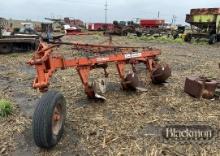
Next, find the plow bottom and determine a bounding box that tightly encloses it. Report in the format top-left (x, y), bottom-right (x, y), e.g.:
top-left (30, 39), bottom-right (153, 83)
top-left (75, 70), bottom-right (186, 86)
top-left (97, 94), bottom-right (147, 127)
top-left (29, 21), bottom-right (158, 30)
top-left (151, 64), bottom-right (171, 84)
top-left (121, 73), bottom-right (147, 92)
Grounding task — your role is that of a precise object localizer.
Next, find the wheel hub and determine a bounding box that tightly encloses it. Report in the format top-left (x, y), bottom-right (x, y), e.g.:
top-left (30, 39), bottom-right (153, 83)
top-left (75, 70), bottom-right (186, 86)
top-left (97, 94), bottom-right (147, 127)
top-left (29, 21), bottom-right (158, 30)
top-left (52, 104), bottom-right (63, 135)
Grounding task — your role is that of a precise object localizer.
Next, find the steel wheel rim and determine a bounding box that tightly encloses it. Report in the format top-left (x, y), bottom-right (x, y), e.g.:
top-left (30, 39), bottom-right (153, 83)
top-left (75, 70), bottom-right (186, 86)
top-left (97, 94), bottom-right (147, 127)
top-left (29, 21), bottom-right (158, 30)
top-left (52, 103), bottom-right (63, 135)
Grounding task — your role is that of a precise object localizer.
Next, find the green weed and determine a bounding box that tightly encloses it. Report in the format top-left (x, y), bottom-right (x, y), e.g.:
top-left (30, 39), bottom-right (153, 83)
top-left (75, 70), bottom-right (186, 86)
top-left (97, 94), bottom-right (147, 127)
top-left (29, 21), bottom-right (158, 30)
top-left (0, 99), bottom-right (13, 117)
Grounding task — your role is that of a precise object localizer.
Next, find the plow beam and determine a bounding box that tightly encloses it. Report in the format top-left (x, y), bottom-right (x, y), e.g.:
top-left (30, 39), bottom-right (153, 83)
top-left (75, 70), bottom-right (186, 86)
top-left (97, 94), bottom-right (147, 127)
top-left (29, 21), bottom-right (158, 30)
top-left (28, 42), bottom-right (171, 99)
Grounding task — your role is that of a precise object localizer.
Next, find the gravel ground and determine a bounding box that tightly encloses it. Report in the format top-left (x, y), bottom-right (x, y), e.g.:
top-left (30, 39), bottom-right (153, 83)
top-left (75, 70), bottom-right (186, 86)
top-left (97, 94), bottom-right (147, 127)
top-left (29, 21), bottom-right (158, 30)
top-left (0, 35), bottom-right (220, 156)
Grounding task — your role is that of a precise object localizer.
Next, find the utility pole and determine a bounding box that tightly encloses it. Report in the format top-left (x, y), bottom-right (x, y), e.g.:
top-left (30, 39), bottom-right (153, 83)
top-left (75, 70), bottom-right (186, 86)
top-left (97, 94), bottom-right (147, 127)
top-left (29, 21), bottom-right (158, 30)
top-left (104, 0), bottom-right (108, 23)
top-left (157, 11), bottom-right (160, 19)
top-left (171, 15), bottom-right (176, 25)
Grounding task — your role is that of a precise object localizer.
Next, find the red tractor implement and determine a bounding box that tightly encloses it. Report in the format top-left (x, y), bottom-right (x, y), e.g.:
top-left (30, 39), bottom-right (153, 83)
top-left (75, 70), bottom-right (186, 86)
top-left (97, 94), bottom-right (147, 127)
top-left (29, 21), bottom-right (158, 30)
top-left (28, 41), bottom-right (171, 148)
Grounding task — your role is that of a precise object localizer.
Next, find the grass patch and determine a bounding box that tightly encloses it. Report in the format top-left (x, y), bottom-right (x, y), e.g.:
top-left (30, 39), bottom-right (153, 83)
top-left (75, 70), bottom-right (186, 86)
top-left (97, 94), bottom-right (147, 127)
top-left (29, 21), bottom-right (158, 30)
top-left (0, 99), bottom-right (13, 117)
top-left (138, 35), bottom-right (185, 44)
top-left (128, 34), bottom-right (209, 45)
top-left (10, 53), bottom-right (19, 57)
top-left (127, 34), bottom-right (185, 44)
top-left (191, 39), bottom-right (208, 45)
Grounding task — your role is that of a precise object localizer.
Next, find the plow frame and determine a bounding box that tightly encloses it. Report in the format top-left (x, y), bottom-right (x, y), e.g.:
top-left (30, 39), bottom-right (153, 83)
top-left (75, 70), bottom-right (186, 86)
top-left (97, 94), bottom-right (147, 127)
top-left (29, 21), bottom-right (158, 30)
top-left (28, 42), bottom-right (162, 98)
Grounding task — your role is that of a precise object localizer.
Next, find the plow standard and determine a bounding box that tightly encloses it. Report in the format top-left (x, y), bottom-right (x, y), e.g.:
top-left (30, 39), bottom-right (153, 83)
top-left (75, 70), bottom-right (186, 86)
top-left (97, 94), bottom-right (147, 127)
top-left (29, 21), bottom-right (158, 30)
top-left (28, 41), bottom-right (171, 148)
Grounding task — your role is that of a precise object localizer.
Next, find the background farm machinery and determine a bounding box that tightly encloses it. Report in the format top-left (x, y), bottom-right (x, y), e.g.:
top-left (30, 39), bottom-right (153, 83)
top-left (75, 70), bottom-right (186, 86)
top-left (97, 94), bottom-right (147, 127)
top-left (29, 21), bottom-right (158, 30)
top-left (88, 23), bottom-right (114, 31)
top-left (171, 25), bottom-right (186, 39)
top-left (136, 19), bottom-right (165, 36)
top-left (104, 20), bottom-right (140, 36)
top-left (185, 8), bottom-right (220, 44)
top-left (0, 18), bottom-right (39, 53)
top-left (28, 40), bottom-right (171, 148)
top-left (0, 18), bottom-right (64, 54)
top-left (103, 20), bottom-right (172, 37)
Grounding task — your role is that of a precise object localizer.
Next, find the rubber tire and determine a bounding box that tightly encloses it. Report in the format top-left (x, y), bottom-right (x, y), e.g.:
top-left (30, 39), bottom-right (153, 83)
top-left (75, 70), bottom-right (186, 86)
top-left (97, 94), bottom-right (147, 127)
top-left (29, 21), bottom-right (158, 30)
top-left (32, 90), bottom-right (66, 148)
top-left (122, 31), bottom-right (128, 36)
top-left (217, 35), bottom-right (220, 42)
top-left (172, 32), bottom-right (179, 39)
top-left (184, 33), bottom-right (192, 42)
top-left (208, 34), bottom-right (217, 45)
top-left (136, 32), bottom-right (142, 37)
top-left (0, 43), bottom-right (12, 54)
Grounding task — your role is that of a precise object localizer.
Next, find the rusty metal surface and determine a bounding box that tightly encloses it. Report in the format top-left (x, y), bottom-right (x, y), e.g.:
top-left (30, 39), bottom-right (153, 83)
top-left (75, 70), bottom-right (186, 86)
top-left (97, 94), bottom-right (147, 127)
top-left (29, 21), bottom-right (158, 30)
top-left (122, 73), bottom-right (148, 92)
top-left (184, 76), bottom-right (205, 98)
top-left (190, 8), bottom-right (220, 15)
top-left (202, 80), bottom-right (217, 99)
top-left (184, 76), bottom-right (217, 99)
top-left (151, 64), bottom-right (171, 84)
top-left (50, 41), bottom-right (152, 54)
